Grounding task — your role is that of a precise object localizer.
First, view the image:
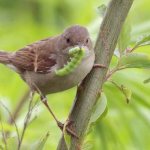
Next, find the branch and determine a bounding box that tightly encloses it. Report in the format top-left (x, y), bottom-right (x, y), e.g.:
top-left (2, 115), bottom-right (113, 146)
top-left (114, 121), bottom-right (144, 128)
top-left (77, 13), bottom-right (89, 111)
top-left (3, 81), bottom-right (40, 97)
top-left (57, 0), bottom-right (134, 149)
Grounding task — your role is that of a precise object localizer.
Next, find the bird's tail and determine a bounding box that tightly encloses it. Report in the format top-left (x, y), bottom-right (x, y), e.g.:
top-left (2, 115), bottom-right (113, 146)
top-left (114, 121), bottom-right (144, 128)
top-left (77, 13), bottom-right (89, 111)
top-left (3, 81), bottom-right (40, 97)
top-left (0, 51), bottom-right (11, 64)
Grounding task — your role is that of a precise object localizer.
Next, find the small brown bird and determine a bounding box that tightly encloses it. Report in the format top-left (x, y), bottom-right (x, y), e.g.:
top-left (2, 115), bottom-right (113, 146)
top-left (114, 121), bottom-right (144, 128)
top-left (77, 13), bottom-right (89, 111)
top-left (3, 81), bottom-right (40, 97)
top-left (0, 25), bottom-right (96, 136)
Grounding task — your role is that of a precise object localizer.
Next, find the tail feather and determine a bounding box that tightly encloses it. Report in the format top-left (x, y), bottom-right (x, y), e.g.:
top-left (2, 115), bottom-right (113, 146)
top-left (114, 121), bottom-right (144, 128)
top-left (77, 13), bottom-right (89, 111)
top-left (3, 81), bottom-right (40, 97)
top-left (0, 51), bottom-right (11, 64)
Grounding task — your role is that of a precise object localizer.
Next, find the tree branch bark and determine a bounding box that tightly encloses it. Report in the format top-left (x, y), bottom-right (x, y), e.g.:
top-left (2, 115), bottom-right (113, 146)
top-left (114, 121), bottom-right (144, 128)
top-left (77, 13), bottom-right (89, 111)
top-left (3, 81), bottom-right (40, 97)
top-left (57, 0), bottom-right (134, 149)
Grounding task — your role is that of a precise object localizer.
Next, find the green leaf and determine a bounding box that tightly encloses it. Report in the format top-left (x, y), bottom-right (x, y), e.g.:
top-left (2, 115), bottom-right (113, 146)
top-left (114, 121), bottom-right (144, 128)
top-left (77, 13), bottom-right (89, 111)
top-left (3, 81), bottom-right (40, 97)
top-left (110, 81), bottom-right (132, 103)
top-left (7, 137), bottom-right (18, 150)
top-left (118, 18), bottom-right (132, 54)
top-left (0, 122), bottom-right (14, 132)
top-left (0, 142), bottom-right (4, 150)
top-left (133, 34), bottom-right (150, 49)
top-left (89, 92), bottom-right (107, 124)
top-left (31, 132), bottom-right (50, 150)
top-left (121, 85), bottom-right (132, 103)
top-left (82, 140), bottom-right (93, 150)
top-left (143, 77), bottom-right (150, 84)
top-left (119, 53), bottom-right (150, 69)
top-left (97, 4), bottom-right (107, 17)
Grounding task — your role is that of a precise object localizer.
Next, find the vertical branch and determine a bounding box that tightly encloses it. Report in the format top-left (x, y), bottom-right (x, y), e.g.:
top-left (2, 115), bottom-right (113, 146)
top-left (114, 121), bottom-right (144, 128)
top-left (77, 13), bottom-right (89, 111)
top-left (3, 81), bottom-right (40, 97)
top-left (57, 0), bottom-right (134, 149)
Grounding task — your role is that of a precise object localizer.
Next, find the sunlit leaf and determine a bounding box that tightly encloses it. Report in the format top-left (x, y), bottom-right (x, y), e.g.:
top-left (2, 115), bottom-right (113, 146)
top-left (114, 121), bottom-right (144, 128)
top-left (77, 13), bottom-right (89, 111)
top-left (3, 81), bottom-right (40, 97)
top-left (7, 137), bottom-right (18, 150)
top-left (119, 53), bottom-right (150, 68)
top-left (110, 81), bottom-right (132, 103)
top-left (118, 18), bottom-right (132, 54)
top-left (121, 85), bottom-right (132, 103)
top-left (89, 92), bottom-right (107, 124)
top-left (133, 34), bottom-right (150, 49)
top-left (0, 122), bottom-right (14, 132)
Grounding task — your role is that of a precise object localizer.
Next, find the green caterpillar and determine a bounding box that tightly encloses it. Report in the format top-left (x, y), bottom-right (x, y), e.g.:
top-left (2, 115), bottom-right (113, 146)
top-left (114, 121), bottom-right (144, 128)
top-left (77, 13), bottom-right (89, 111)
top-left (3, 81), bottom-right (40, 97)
top-left (55, 46), bottom-right (85, 76)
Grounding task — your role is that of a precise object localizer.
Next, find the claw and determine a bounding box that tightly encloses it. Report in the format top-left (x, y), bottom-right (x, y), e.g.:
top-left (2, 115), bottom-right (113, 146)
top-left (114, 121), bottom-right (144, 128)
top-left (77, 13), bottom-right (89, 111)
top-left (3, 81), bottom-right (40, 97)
top-left (58, 120), bottom-right (79, 139)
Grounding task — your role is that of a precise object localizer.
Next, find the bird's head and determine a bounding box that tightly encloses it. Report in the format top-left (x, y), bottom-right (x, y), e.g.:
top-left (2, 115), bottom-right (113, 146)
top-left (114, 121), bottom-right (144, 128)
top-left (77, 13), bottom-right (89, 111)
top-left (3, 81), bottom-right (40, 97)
top-left (57, 25), bottom-right (93, 57)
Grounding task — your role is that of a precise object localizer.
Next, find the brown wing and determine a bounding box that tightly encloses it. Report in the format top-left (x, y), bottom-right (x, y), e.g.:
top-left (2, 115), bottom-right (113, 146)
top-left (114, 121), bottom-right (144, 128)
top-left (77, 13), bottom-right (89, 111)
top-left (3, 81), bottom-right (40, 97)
top-left (11, 40), bottom-right (57, 74)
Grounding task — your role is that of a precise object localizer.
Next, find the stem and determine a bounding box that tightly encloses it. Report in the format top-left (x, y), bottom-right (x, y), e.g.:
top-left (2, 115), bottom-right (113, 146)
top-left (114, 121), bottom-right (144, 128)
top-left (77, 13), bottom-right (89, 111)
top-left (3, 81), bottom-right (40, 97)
top-left (57, 0), bottom-right (134, 149)
top-left (17, 92), bottom-right (37, 150)
top-left (0, 101), bottom-right (20, 144)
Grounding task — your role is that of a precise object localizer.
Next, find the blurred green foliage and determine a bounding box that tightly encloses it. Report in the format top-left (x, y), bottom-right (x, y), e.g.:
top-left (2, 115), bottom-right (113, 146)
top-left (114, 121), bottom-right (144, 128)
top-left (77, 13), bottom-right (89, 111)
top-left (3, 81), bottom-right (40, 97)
top-left (0, 0), bottom-right (150, 149)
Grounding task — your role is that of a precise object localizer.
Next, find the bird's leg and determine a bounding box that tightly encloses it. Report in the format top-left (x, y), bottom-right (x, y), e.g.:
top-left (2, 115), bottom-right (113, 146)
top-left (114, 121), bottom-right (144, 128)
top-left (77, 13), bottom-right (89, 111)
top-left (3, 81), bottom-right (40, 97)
top-left (40, 96), bottom-right (63, 128)
top-left (93, 64), bottom-right (107, 69)
top-left (62, 119), bottom-right (78, 138)
top-left (40, 96), bottom-right (78, 138)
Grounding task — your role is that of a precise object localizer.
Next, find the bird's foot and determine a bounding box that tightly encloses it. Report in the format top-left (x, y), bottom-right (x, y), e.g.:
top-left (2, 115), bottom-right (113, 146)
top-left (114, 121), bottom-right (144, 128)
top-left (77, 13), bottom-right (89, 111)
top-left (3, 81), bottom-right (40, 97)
top-left (93, 64), bottom-right (107, 69)
top-left (57, 120), bottom-right (78, 139)
top-left (40, 96), bottom-right (78, 138)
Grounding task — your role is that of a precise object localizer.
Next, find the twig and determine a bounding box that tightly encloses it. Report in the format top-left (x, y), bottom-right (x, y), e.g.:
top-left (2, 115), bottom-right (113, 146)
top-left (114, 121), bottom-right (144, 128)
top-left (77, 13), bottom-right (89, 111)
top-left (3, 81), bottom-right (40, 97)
top-left (129, 43), bottom-right (150, 53)
top-left (105, 66), bottom-right (125, 81)
top-left (17, 92), bottom-right (38, 150)
top-left (57, 0), bottom-right (134, 149)
top-left (0, 101), bottom-right (20, 144)
top-left (109, 80), bottom-right (129, 103)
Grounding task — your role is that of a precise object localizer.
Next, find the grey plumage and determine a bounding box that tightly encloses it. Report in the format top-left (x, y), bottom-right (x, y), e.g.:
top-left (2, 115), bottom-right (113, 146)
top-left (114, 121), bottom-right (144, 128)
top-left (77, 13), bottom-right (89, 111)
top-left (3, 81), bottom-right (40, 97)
top-left (0, 25), bottom-right (95, 95)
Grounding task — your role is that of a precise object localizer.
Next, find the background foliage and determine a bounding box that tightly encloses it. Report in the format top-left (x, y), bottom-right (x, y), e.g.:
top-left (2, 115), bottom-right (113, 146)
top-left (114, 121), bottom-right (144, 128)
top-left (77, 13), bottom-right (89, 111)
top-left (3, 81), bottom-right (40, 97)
top-left (0, 0), bottom-right (150, 149)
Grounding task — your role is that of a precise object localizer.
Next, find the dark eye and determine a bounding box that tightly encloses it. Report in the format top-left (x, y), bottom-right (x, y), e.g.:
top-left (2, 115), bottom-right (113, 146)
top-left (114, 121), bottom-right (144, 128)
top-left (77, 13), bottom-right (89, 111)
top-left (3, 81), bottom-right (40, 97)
top-left (86, 38), bottom-right (89, 43)
top-left (66, 38), bottom-right (70, 44)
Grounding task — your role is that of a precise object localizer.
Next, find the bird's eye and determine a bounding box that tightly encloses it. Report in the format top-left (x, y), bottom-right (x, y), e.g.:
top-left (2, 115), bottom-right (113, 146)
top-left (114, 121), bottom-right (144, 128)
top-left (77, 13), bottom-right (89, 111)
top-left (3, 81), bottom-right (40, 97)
top-left (86, 38), bottom-right (89, 44)
top-left (66, 38), bottom-right (70, 44)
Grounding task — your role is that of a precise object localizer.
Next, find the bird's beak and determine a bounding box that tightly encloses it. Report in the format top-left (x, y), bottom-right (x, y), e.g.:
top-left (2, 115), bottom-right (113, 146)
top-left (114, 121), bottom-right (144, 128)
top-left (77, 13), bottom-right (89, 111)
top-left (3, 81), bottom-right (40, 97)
top-left (69, 46), bottom-right (85, 56)
top-left (78, 45), bottom-right (90, 56)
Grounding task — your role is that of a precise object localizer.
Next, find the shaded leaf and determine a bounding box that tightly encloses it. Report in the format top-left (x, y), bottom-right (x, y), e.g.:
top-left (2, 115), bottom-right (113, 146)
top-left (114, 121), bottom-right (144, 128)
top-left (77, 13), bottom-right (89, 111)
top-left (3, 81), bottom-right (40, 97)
top-left (143, 77), bottom-right (150, 84)
top-left (0, 144), bottom-right (4, 150)
top-left (89, 92), bottom-right (107, 124)
top-left (119, 53), bottom-right (150, 68)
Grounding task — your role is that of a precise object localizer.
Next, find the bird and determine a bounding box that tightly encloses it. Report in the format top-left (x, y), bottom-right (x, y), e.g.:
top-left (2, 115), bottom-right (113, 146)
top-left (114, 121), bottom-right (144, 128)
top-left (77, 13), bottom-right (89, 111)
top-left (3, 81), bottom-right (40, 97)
top-left (0, 25), bottom-right (96, 137)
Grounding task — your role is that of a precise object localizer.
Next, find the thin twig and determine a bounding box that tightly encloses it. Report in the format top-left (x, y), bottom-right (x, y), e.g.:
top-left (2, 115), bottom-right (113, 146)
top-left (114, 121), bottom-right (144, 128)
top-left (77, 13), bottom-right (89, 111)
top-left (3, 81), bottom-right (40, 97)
top-left (129, 43), bottom-right (150, 53)
top-left (17, 92), bottom-right (38, 150)
top-left (110, 80), bottom-right (130, 103)
top-left (105, 66), bottom-right (125, 81)
top-left (0, 101), bottom-right (20, 144)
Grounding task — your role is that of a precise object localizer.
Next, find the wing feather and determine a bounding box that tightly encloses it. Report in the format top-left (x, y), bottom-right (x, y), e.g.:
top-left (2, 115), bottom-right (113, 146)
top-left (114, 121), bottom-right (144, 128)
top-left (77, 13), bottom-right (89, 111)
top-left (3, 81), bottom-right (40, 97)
top-left (11, 39), bottom-right (57, 73)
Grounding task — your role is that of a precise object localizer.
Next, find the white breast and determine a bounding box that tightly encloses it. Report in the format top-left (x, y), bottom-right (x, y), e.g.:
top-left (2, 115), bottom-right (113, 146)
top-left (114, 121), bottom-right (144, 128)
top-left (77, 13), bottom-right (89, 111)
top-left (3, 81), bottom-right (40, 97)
top-left (23, 52), bottom-right (95, 95)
